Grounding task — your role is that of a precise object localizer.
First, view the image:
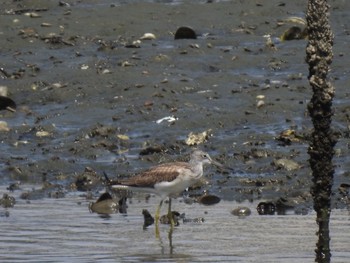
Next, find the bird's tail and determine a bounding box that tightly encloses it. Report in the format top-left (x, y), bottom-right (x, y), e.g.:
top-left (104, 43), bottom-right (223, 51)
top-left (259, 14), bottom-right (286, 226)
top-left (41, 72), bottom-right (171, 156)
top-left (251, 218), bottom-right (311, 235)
top-left (103, 171), bottom-right (111, 184)
top-left (103, 171), bottom-right (120, 186)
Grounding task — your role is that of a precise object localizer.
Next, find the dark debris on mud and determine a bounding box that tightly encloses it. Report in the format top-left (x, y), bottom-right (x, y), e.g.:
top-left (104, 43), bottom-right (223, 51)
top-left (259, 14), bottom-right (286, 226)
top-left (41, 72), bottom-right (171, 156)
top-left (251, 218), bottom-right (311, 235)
top-left (0, 0), bottom-right (350, 216)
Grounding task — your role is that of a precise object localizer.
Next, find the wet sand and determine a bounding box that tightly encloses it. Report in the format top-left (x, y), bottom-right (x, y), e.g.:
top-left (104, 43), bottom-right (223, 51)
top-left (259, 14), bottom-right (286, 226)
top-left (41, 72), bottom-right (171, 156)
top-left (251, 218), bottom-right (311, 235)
top-left (1, 0), bottom-right (350, 261)
top-left (1, 0), bottom-right (349, 205)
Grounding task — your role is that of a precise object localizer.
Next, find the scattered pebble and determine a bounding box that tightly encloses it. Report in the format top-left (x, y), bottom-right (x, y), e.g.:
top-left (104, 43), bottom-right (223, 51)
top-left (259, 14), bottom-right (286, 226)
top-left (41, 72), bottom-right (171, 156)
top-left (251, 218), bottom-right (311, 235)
top-left (185, 129), bottom-right (212, 146)
top-left (142, 209), bottom-right (154, 228)
top-left (80, 64), bottom-right (89, 70)
top-left (0, 194), bottom-right (16, 208)
top-left (41, 22), bottom-right (52, 27)
top-left (257, 201), bottom-right (276, 215)
top-left (0, 86), bottom-right (8, 96)
top-left (89, 192), bottom-right (119, 215)
top-left (119, 61), bottom-right (134, 67)
top-left (273, 158), bottom-right (301, 171)
top-left (36, 129), bottom-right (52, 137)
top-left (160, 211), bottom-right (181, 226)
top-left (0, 121), bottom-right (10, 132)
top-left (174, 26), bottom-right (197, 39)
top-left (197, 194), bottom-right (221, 206)
top-left (231, 206), bottom-right (251, 217)
top-left (75, 167), bottom-right (102, 191)
top-left (24, 12), bottom-right (41, 18)
top-left (256, 100), bottom-right (265, 108)
top-left (0, 86), bottom-right (16, 112)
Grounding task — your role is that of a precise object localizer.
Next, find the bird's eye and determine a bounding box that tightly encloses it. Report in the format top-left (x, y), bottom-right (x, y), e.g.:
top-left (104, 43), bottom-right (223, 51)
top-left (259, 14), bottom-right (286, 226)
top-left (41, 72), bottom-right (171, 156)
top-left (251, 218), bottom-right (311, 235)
top-left (202, 154), bottom-right (207, 158)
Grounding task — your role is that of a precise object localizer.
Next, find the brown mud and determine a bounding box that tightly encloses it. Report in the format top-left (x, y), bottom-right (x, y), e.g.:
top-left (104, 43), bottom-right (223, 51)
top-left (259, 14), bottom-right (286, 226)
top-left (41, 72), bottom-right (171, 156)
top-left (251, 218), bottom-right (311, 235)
top-left (1, 1), bottom-right (350, 212)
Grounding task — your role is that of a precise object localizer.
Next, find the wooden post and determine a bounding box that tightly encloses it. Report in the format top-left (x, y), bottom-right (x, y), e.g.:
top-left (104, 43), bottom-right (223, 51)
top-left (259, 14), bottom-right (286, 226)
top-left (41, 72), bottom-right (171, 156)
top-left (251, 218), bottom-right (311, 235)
top-left (306, 0), bottom-right (336, 262)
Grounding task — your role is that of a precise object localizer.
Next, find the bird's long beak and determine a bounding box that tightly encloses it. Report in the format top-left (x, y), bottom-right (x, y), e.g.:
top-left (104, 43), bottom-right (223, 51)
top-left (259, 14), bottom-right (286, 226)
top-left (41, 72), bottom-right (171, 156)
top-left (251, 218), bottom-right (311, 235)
top-left (210, 158), bottom-right (224, 168)
top-left (210, 157), bottom-right (234, 172)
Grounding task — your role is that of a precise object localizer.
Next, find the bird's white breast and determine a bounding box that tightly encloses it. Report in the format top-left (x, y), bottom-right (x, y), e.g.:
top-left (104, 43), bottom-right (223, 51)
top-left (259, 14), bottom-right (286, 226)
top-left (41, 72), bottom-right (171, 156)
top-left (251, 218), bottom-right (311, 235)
top-left (154, 168), bottom-right (201, 199)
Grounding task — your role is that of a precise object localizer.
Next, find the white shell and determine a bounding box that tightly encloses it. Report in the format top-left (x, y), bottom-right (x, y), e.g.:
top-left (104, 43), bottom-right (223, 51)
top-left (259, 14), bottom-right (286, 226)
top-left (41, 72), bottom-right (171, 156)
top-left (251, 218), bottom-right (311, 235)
top-left (140, 33), bottom-right (156, 40)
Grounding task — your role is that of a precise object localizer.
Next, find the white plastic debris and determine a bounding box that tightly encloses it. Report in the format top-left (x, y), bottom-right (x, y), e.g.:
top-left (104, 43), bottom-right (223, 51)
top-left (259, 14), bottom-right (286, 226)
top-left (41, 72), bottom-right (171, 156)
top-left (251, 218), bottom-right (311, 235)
top-left (156, 116), bottom-right (178, 124)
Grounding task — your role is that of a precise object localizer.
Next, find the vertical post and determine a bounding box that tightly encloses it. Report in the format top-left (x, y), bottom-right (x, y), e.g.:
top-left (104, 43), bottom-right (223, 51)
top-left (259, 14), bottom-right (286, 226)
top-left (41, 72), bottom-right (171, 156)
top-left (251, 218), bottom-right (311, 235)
top-left (305, 0), bottom-right (336, 262)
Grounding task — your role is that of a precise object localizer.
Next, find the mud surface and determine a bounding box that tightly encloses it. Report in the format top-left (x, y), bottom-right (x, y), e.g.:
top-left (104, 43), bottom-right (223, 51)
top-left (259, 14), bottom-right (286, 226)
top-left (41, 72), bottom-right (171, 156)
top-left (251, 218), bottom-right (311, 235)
top-left (1, 0), bottom-right (350, 261)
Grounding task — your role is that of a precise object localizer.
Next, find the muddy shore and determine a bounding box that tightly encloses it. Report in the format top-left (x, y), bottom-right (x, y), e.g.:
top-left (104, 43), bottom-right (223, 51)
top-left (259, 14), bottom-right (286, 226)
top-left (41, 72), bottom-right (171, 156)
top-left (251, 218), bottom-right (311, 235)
top-left (1, 0), bottom-right (350, 211)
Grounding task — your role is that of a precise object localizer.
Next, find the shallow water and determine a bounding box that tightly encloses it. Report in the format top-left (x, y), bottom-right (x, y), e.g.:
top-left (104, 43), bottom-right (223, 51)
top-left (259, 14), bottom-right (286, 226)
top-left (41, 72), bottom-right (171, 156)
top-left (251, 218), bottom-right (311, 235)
top-left (0, 185), bottom-right (349, 262)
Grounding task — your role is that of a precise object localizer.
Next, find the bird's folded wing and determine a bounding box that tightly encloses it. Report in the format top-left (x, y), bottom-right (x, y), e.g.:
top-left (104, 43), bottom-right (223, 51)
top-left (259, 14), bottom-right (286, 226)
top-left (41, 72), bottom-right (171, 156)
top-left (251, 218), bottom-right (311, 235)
top-left (118, 163), bottom-right (189, 188)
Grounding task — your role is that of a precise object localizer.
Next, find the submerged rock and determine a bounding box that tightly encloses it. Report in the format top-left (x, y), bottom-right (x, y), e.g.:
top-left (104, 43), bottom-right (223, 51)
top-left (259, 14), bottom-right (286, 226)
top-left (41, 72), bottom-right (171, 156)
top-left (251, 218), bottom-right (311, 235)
top-left (231, 206), bottom-right (251, 217)
top-left (197, 194), bottom-right (221, 206)
top-left (142, 209), bottom-right (154, 228)
top-left (89, 192), bottom-right (119, 215)
top-left (160, 211), bottom-right (182, 226)
top-left (273, 158), bottom-right (301, 171)
top-left (257, 201), bottom-right (275, 215)
top-left (0, 194), bottom-right (16, 208)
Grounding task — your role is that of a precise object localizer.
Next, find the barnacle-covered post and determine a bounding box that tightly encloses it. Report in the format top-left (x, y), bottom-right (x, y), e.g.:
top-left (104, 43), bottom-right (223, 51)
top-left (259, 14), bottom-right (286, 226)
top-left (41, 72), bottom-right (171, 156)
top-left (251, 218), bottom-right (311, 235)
top-left (305, 0), bottom-right (336, 262)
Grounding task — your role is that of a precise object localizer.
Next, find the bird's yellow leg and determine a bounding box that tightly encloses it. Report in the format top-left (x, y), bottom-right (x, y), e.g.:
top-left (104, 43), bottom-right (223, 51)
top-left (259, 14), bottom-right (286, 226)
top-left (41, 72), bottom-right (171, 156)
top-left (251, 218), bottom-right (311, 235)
top-left (155, 200), bottom-right (163, 238)
top-left (168, 198), bottom-right (175, 229)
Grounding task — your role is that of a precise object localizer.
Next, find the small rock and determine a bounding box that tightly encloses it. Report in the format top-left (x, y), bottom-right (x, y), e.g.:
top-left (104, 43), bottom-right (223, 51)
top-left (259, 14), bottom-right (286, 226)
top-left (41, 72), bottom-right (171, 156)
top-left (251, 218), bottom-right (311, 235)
top-left (273, 158), bottom-right (301, 171)
top-left (174, 26), bottom-right (197, 39)
top-left (0, 86), bottom-right (8, 96)
top-left (185, 129), bottom-right (212, 146)
top-left (0, 121), bottom-right (10, 132)
top-left (275, 129), bottom-right (304, 145)
top-left (125, 40), bottom-right (141, 48)
top-left (139, 146), bottom-right (164, 155)
top-left (256, 100), bottom-right (265, 108)
top-left (24, 12), bottom-right (41, 18)
top-left (257, 201), bottom-right (275, 215)
top-left (0, 95), bottom-right (16, 112)
top-left (75, 167), bottom-right (102, 191)
top-left (231, 207), bottom-right (251, 217)
top-left (197, 194), bottom-right (221, 206)
top-left (36, 130), bottom-right (51, 137)
top-left (160, 211), bottom-right (181, 226)
top-left (0, 194), bottom-right (16, 208)
top-left (89, 192), bottom-right (118, 215)
top-left (142, 209), bottom-right (154, 228)
top-left (280, 26), bottom-right (307, 41)
top-left (41, 22), bottom-right (52, 27)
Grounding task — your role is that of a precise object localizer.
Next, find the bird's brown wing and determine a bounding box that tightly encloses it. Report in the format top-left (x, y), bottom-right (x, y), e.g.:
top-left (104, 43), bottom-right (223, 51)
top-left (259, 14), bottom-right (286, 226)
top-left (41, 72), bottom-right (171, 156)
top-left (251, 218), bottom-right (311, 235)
top-left (120, 162), bottom-right (190, 188)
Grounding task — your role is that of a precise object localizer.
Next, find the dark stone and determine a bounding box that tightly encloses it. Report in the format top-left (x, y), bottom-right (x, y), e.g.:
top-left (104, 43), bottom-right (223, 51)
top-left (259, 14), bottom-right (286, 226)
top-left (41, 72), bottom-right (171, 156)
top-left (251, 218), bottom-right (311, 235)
top-left (174, 26), bottom-right (197, 40)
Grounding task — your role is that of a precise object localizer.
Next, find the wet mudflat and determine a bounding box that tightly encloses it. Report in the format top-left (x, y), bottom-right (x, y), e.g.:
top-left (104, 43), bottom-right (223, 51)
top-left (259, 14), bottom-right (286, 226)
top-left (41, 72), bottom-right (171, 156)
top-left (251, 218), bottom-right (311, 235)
top-left (1, 0), bottom-right (350, 262)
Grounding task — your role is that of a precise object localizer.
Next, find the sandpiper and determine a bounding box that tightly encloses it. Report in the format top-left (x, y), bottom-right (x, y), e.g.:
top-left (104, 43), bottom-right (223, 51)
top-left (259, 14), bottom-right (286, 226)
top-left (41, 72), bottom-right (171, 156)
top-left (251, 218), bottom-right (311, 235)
top-left (108, 150), bottom-right (223, 231)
